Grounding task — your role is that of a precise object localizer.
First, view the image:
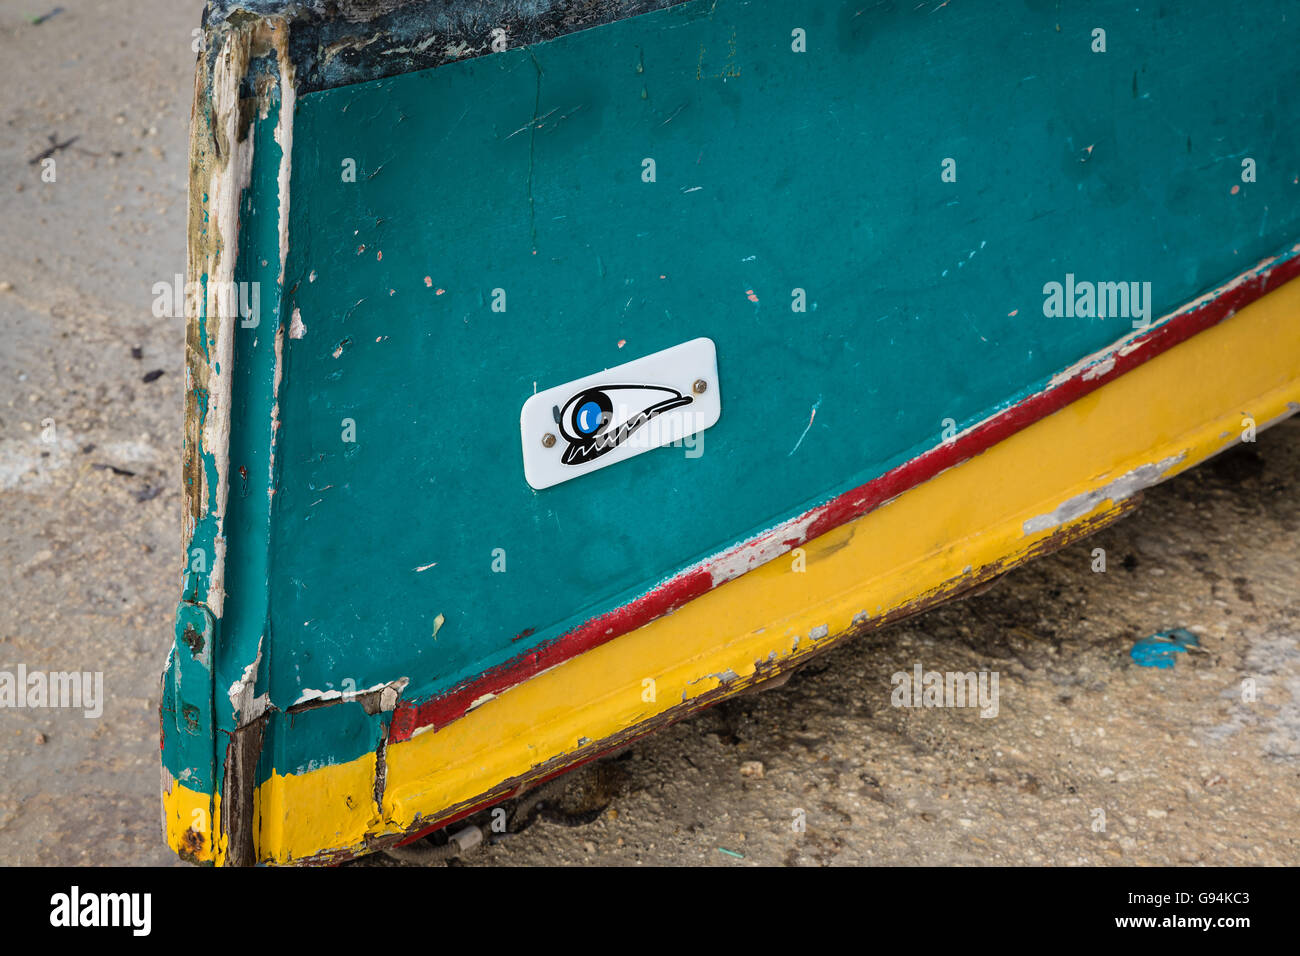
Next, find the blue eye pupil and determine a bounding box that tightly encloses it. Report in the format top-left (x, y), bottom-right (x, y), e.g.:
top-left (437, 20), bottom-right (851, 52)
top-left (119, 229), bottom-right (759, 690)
top-left (576, 401), bottom-right (603, 434)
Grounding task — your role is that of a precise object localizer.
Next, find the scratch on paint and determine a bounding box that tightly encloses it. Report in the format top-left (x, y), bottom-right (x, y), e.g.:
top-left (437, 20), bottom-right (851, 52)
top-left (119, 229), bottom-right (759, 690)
top-left (789, 396), bottom-right (823, 456)
top-left (413, 561), bottom-right (437, 572)
top-left (525, 52), bottom-right (544, 252)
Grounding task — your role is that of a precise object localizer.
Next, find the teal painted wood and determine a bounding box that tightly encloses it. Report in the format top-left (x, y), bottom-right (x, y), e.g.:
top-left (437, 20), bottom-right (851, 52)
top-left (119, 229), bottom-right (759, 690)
top-left (177, 0), bottom-right (1300, 784)
top-left (171, 89), bottom-right (292, 795)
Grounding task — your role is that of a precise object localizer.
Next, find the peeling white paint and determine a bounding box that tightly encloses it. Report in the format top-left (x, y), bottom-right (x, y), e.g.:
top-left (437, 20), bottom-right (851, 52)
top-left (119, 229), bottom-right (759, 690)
top-left (705, 509), bottom-right (819, 587)
top-left (227, 636), bottom-right (264, 723)
top-left (268, 324), bottom-right (284, 503)
top-left (292, 676), bottom-right (408, 709)
top-left (199, 31), bottom-right (259, 621)
top-left (209, 534), bottom-right (228, 617)
top-left (289, 307), bottom-right (306, 339)
top-left (272, 23), bottom-right (295, 288)
top-left (1022, 453), bottom-right (1185, 535)
top-left (1081, 355), bottom-right (1115, 381)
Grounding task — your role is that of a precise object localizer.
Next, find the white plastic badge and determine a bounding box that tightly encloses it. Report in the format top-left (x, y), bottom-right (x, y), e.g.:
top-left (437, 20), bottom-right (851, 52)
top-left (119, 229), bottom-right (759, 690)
top-left (520, 337), bottom-right (721, 490)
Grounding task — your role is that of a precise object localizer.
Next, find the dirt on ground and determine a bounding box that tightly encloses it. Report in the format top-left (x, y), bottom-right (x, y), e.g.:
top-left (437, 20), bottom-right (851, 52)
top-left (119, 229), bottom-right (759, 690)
top-left (1, 1), bottom-right (1297, 867)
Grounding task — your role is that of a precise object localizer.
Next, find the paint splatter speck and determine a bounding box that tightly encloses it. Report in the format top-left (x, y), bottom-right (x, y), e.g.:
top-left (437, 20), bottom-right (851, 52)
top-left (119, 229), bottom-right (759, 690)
top-left (1231, 184), bottom-right (1240, 195)
top-left (377, 250), bottom-right (383, 261)
top-left (424, 276), bottom-right (432, 287)
top-left (745, 289), bottom-right (759, 303)
top-left (617, 339), bottom-right (626, 348)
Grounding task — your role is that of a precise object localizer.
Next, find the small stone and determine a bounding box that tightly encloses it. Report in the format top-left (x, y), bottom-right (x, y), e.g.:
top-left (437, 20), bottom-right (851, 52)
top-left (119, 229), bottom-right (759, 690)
top-left (739, 760), bottom-right (764, 778)
top-left (0, 281), bottom-right (13, 292)
top-left (34, 732), bottom-right (47, 745)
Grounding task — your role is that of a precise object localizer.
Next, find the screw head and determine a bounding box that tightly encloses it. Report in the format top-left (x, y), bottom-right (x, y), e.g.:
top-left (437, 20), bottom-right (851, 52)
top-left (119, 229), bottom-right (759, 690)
top-left (541, 433), bottom-right (556, 448)
top-left (692, 379), bottom-right (708, 395)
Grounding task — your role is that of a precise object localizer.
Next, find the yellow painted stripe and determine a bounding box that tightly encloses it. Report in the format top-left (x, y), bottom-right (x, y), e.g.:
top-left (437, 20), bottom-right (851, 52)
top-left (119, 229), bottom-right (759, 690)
top-left (162, 784), bottom-right (222, 865)
top-left (256, 753), bottom-right (379, 864)
top-left (210, 275), bottom-right (1300, 864)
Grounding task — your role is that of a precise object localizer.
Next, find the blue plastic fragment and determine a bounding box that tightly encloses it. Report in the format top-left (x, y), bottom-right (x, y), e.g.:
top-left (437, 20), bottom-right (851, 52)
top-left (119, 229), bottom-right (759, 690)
top-left (1130, 628), bottom-right (1200, 668)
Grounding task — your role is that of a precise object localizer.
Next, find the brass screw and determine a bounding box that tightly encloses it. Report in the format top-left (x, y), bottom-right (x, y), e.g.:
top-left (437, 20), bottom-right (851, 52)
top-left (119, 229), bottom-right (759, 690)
top-left (541, 433), bottom-right (556, 448)
top-left (692, 379), bottom-right (708, 395)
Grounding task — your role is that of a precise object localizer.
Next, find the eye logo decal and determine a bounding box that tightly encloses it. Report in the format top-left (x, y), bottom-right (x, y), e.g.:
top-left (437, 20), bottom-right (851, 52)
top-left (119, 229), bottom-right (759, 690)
top-left (555, 384), bottom-right (693, 465)
top-left (520, 337), bottom-right (720, 490)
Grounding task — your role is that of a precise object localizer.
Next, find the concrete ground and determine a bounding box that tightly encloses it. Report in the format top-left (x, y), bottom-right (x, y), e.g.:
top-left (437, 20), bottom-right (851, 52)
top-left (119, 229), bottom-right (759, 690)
top-left (1, 1), bottom-right (1297, 867)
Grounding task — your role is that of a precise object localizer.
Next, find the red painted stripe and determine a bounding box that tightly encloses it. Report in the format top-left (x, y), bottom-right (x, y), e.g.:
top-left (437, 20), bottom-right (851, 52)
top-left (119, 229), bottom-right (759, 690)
top-left (389, 250), bottom-right (1300, 743)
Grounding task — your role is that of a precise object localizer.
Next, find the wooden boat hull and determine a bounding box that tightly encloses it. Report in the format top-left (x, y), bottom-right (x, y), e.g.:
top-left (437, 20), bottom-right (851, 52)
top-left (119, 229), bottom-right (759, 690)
top-left (162, 0), bottom-right (1300, 863)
